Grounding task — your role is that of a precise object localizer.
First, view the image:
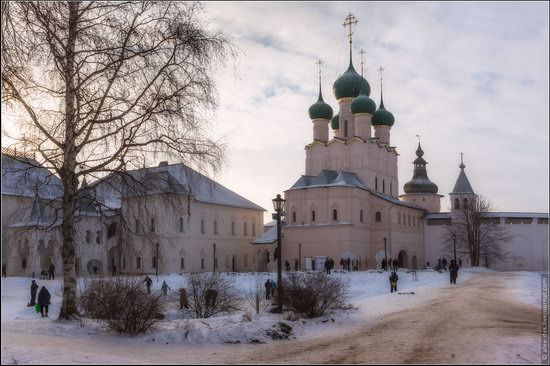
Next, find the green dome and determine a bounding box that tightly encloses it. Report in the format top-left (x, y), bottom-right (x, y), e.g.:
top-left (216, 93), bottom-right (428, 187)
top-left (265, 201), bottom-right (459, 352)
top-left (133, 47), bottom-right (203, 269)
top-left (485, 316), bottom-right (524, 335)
top-left (333, 62), bottom-right (371, 100)
top-left (308, 89), bottom-right (333, 120)
top-left (330, 113), bottom-right (340, 130)
top-left (350, 94), bottom-right (376, 115)
top-left (371, 96), bottom-right (395, 126)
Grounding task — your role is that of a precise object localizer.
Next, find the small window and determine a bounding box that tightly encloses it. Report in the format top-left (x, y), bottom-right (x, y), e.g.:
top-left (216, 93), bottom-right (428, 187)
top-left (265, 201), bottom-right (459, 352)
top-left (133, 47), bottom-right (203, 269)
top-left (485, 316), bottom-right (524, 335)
top-left (312, 210), bottom-right (316, 222)
top-left (214, 220), bottom-right (218, 235)
top-left (231, 222), bottom-right (235, 235)
top-left (344, 120), bottom-right (348, 137)
top-left (135, 219), bottom-right (140, 235)
top-left (86, 230), bottom-right (91, 244)
top-left (96, 231), bottom-right (102, 244)
top-left (201, 219), bottom-right (205, 234)
top-left (252, 223), bottom-right (256, 236)
top-left (180, 257), bottom-right (185, 269)
top-left (179, 217), bottom-right (184, 233)
top-left (152, 256), bottom-right (157, 269)
top-left (408, 215), bottom-right (411, 226)
top-left (22, 258), bottom-right (27, 269)
top-left (244, 222), bottom-right (248, 236)
top-left (292, 212), bottom-right (296, 223)
top-left (150, 218), bottom-right (156, 233)
top-left (136, 257), bottom-right (141, 269)
top-left (375, 177), bottom-right (378, 191)
top-left (122, 257), bottom-right (126, 270)
top-left (333, 209), bottom-right (338, 221)
top-left (201, 258), bottom-right (205, 270)
top-left (360, 209), bottom-right (364, 223)
top-left (375, 211), bottom-right (382, 222)
top-left (390, 182), bottom-right (393, 195)
top-left (383, 180), bottom-right (385, 194)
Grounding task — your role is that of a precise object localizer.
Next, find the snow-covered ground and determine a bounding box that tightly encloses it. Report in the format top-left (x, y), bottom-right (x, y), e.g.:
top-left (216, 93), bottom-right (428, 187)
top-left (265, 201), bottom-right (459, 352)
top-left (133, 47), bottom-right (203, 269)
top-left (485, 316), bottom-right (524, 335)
top-left (1, 268), bottom-right (544, 364)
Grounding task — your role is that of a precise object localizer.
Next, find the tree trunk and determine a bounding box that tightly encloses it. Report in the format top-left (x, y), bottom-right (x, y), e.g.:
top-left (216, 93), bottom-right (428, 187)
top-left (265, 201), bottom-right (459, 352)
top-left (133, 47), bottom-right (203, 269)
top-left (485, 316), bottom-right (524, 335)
top-left (59, 2), bottom-right (79, 320)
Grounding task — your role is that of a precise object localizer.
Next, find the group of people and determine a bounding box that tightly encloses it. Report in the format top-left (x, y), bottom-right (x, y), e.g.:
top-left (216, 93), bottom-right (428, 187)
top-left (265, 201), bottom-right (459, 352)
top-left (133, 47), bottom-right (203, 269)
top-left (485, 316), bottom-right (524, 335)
top-left (387, 258), bottom-right (460, 293)
top-left (39, 264), bottom-right (56, 280)
top-left (381, 258), bottom-right (400, 271)
top-left (27, 281), bottom-right (51, 317)
top-left (264, 279), bottom-right (278, 299)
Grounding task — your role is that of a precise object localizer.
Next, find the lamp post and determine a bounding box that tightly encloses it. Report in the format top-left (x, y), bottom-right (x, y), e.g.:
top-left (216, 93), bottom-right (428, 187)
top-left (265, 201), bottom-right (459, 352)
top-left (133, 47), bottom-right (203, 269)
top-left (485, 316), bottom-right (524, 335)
top-left (383, 237), bottom-right (388, 272)
top-left (213, 243), bottom-right (217, 275)
top-left (452, 234), bottom-right (457, 262)
top-left (272, 194), bottom-right (285, 314)
top-left (298, 243), bottom-right (302, 271)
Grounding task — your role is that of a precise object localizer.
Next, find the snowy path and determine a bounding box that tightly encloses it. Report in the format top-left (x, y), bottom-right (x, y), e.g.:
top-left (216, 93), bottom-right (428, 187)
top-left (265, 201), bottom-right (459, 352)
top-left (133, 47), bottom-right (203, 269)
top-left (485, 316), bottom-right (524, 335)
top-left (1, 271), bottom-right (543, 364)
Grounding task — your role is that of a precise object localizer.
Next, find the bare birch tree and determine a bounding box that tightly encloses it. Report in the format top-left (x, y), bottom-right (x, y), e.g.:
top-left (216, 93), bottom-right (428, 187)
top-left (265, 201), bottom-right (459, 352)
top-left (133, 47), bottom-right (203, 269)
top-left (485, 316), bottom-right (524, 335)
top-left (443, 195), bottom-right (511, 267)
top-left (2, 1), bottom-right (235, 319)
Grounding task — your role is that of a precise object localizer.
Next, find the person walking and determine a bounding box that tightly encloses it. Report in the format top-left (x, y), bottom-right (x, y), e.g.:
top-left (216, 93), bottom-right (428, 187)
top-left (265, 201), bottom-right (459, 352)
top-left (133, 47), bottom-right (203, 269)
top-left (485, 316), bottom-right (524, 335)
top-left (143, 275), bottom-right (153, 294)
top-left (294, 259), bottom-right (299, 271)
top-left (449, 259), bottom-right (459, 285)
top-left (28, 280), bottom-right (39, 307)
top-left (393, 258), bottom-right (399, 271)
top-left (329, 258), bottom-right (335, 271)
top-left (161, 280), bottom-right (171, 296)
top-left (389, 271), bottom-right (399, 293)
top-left (324, 258), bottom-right (331, 274)
top-left (346, 258), bottom-right (351, 271)
top-left (285, 260), bottom-right (291, 272)
top-left (270, 279), bottom-right (277, 297)
top-left (381, 258), bottom-right (386, 271)
top-left (2, 263), bottom-right (6, 277)
top-left (37, 286), bottom-right (51, 317)
top-left (48, 263), bottom-right (55, 280)
top-left (265, 279), bottom-right (271, 299)
top-left (437, 257), bottom-right (442, 271)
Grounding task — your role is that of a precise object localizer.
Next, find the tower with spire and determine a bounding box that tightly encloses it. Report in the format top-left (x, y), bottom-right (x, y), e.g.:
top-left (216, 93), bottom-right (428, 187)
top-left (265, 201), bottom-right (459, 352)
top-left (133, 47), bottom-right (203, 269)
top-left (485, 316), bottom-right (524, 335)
top-left (400, 140), bottom-right (443, 212)
top-left (308, 60), bottom-right (333, 143)
top-left (449, 153), bottom-right (476, 211)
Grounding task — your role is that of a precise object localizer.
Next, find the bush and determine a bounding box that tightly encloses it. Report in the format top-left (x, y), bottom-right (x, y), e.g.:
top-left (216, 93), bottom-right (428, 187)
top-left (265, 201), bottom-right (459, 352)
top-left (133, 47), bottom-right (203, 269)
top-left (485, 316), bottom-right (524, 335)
top-left (78, 276), bottom-right (164, 335)
top-left (243, 275), bottom-right (271, 315)
top-left (186, 273), bottom-right (240, 318)
top-left (283, 272), bottom-right (348, 318)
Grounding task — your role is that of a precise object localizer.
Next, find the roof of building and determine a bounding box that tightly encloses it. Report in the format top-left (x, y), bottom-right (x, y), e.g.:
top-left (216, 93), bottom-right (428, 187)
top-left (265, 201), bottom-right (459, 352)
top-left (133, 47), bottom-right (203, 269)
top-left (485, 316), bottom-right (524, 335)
top-left (94, 163), bottom-right (265, 211)
top-left (333, 60), bottom-right (371, 100)
top-left (451, 160), bottom-right (474, 194)
top-left (403, 143), bottom-right (439, 194)
top-left (252, 222), bottom-right (287, 244)
top-left (424, 212), bottom-right (548, 219)
top-left (1, 153), bottom-right (63, 199)
top-left (308, 84), bottom-right (333, 120)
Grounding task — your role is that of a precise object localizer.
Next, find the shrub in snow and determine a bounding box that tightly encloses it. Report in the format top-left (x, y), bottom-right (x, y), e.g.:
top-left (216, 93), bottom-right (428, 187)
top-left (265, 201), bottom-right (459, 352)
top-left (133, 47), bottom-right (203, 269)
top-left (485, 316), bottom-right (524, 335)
top-left (78, 276), bottom-right (164, 335)
top-left (243, 275), bottom-right (271, 315)
top-left (282, 272), bottom-right (348, 318)
top-left (186, 273), bottom-right (240, 318)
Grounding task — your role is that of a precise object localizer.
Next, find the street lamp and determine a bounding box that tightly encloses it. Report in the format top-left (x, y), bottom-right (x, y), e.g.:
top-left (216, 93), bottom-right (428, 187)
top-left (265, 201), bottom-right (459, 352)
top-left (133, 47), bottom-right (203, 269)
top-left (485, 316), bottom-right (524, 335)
top-left (383, 237), bottom-right (388, 272)
top-left (452, 234), bottom-right (457, 262)
top-left (272, 194), bottom-right (285, 314)
top-left (155, 242), bottom-right (159, 282)
top-left (213, 243), bottom-right (217, 275)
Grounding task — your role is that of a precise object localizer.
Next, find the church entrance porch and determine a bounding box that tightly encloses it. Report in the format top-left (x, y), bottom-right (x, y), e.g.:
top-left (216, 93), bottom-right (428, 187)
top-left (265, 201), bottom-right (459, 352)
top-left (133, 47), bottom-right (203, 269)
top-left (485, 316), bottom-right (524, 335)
top-left (398, 250), bottom-right (409, 269)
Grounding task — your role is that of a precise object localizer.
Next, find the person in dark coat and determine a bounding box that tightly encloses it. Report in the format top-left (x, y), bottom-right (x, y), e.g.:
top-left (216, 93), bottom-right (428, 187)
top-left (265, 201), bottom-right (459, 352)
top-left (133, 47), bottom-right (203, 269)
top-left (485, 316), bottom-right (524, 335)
top-left (28, 280), bottom-right (39, 307)
top-left (449, 259), bottom-right (459, 284)
top-left (161, 280), bottom-right (171, 296)
top-left (285, 260), bottom-right (291, 272)
top-left (2, 263), bottom-right (6, 277)
top-left (143, 275), bottom-right (153, 294)
top-left (37, 286), bottom-right (51, 317)
top-left (389, 271), bottom-right (399, 293)
top-left (329, 258), bottom-right (335, 271)
top-left (442, 258), bottom-right (448, 271)
top-left (393, 259), bottom-right (399, 270)
top-left (324, 258), bottom-right (331, 274)
top-left (294, 259), bottom-right (299, 271)
top-left (48, 263), bottom-right (55, 280)
top-left (179, 288), bottom-right (189, 309)
top-left (265, 279), bottom-right (271, 299)
top-left (346, 258), bottom-right (351, 271)
top-left (381, 258), bottom-right (387, 271)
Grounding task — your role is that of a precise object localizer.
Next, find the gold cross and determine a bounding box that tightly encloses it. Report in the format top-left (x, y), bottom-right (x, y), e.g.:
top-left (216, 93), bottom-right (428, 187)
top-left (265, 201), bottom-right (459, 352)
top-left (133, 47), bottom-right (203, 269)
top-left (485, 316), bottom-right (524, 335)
top-left (460, 152), bottom-right (464, 164)
top-left (343, 13), bottom-right (358, 45)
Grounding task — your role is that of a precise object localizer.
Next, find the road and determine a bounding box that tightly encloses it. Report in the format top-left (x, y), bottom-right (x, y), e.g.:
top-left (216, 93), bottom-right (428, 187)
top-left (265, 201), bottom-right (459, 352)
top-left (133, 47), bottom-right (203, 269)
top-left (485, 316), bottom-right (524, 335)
top-left (1, 272), bottom-right (542, 364)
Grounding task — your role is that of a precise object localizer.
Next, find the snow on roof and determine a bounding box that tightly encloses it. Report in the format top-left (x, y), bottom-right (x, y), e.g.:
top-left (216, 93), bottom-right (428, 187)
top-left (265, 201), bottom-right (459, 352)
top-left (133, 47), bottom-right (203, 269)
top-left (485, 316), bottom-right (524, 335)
top-left (252, 222), bottom-right (286, 244)
top-left (424, 212), bottom-right (548, 220)
top-left (93, 163), bottom-right (265, 212)
top-left (1, 154), bottom-right (63, 199)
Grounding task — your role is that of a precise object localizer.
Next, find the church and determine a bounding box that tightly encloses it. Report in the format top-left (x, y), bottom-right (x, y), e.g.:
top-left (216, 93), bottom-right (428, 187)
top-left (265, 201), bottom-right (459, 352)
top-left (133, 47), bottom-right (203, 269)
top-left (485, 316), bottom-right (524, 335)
top-left (255, 14), bottom-right (549, 272)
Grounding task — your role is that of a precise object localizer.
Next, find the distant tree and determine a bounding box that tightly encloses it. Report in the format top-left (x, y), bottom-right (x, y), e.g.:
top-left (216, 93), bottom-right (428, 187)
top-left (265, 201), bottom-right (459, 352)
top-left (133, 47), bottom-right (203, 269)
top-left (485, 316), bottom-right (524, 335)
top-left (2, 1), bottom-right (235, 319)
top-left (443, 195), bottom-right (511, 267)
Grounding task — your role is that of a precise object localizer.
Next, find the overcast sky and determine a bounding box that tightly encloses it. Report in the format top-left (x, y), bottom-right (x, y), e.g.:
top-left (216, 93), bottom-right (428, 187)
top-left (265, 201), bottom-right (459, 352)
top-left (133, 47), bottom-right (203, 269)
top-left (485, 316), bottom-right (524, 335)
top-left (202, 1), bottom-right (549, 220)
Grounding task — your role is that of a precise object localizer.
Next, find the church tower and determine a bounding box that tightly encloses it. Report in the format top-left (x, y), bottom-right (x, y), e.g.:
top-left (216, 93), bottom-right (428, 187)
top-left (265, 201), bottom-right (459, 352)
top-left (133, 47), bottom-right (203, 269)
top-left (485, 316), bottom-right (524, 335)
top-left (449, 153), bottom-right (476, 210)
top-left (400, 141), bottom-right (443, 212)
top-left (372, 67), bottom-right (395, 145)
top-left (308, 60), bottom-right (333, 143)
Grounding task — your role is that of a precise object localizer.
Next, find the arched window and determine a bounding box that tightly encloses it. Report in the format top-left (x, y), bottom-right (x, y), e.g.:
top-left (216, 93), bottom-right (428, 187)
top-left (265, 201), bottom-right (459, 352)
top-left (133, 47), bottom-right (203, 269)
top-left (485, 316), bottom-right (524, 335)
top-left (252, 222), bottom-right (256, 236)
top-left (344, 120), bottom-right (348, 137)
top-left (201, 219), bottom-right (205, 234)
top-left (333, 209), bottom-right (338, 221)
top-left (375, 177), bottom-right (378, 191)
top-left (311, 210), bottom-right (316, 222)
top-left (454, 198), bottom-right (460, 209)
top-left (463, 198), bottom-right (468, 209)
top-left (231, 222), bottom-right (235, 235)
top-left (375, 211), bottom-right (382, 222)
top-left (85, 230), bottom-right (91, 244)
top-left (383, 179), bottom-right (385, 194)
top-left (360, 209), bottom-right (364, 223)
top-left (390, 182), bottom-right (393, 195)
top-left (150, 217), bottom-right (156, 233)
top-left (244, 222), bottom-right (248, 236)
top-left (180, 257), bottom-right (185, 269)
top-left (214, 220), bottom-right (218, 235)
top-left (292, 211), bottom-right (296, 223)
top-left (180, 217), bottom-right (184, 232)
